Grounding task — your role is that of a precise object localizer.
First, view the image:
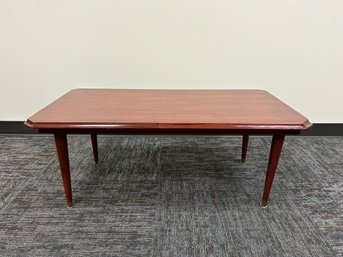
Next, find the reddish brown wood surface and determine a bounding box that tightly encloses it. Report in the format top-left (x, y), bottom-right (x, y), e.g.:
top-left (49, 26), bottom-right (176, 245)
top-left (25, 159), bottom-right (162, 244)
top-left (25, 89), bottom-right (311, 207)
top-left (241, 134), bottom-right (249, 163)
top-left (25, 89), bottom-right (311, 131)
top-left (90, 133), bottom-right (98, 164)
top-left (261, 134), bottom-right (285, 207)
top-left (54, 133), bottom-right (73, 207)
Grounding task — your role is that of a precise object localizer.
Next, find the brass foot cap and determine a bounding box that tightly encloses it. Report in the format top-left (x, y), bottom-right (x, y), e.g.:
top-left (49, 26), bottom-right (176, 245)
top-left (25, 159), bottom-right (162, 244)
top-left (66, 201), bottom-right (74, 208)
top-left (241, 160), bottom-right (246, 164)
top-left (261, 201), bottom-right (268, 208)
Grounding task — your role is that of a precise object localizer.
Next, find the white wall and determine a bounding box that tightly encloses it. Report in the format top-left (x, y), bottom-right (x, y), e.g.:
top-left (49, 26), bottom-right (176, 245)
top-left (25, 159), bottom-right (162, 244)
top-left (1, 0), bottom-right (342, 122)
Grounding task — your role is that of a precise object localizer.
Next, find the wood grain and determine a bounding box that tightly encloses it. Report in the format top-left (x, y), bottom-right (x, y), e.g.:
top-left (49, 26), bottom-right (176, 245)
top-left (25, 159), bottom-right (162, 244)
top-left (25, 89), bottom-right (311, 131)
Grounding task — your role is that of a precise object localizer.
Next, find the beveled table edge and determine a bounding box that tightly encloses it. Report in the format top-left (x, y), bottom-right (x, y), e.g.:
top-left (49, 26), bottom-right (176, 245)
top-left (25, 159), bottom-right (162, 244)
top-left (25, 119), bottom-right (312, 131)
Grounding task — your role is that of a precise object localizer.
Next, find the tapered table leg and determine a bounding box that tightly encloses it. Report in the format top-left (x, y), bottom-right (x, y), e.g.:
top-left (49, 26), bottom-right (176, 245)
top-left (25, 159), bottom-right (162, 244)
top-left (54, 133), bottom-right (73, 208)
top-left (90, 133), bottom-right (98, 164)
top-left (261, 134), bottom-right (285, 208)
top-left (241, 134), bottom-right (249, 163)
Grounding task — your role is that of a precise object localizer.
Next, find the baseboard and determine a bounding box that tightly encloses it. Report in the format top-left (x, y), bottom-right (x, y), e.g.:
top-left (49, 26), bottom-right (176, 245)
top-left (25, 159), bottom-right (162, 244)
top-left (0, 121), bottom-right (342, 136)
top-left (0, 121), bottom-right (38, 134)
top-left (299, 123), bottom-right (343, 136)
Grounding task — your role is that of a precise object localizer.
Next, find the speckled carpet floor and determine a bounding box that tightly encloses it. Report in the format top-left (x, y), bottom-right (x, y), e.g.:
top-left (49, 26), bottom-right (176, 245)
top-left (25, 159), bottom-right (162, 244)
top-left (0, 135), bottom-right (342, 257)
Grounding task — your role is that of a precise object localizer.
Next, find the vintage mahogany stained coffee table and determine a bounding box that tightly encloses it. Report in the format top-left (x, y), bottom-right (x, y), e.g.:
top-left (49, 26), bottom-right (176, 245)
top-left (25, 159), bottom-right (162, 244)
top-left (25, 89), bottom-right (311, 208)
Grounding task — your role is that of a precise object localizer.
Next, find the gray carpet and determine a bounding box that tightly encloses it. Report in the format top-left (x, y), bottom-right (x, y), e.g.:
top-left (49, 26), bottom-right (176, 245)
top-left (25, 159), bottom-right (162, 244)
top-left (0, 135), bottom-right (342, 257)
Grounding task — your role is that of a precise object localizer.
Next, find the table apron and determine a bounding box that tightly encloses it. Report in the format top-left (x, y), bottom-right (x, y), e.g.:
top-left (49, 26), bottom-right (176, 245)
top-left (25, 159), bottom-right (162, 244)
top-left (38, 128), bottom-right (301, 135)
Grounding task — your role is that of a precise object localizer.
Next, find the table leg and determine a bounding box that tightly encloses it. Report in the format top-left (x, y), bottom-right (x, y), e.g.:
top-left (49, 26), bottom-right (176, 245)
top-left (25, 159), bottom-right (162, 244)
top-left (241, 134), bottom-right (249, 163)
top-left (90, 133), bottom-right (98, 164)
top-left (54, 133), bottom-right (73, 208)
top-left (261, 134), bottom-right (285, 208)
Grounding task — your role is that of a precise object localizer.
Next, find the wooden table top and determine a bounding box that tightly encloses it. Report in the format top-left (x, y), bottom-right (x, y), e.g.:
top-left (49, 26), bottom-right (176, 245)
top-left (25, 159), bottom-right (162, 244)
top-left (26, 89), bottom-right (311, 131)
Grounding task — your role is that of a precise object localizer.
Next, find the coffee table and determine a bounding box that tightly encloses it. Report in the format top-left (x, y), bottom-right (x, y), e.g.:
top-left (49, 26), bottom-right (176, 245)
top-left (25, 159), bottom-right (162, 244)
top-left (25, 89), bottom-right (311, 208)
